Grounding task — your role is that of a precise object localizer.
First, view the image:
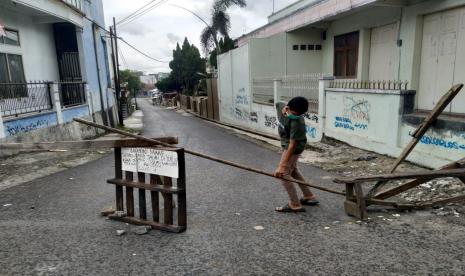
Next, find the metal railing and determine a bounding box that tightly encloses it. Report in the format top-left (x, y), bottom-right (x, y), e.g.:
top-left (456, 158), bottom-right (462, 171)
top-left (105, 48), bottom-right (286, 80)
top-left (59, 82), bottom-right (86, 107)
top-left (280, 74), bottom-right (320, 113)
top-left (252, 74), bottom-right (321, 112)
top-left (0, 82), bottom-right (53, 117)
top-left (329, 79), bottom-right (409, 90)
top-left (280, 74), bottom-right (321, 102)
top-left (61, 0), bottom-right (84, 12)
top-left (252, 77), bottom-right (274, 105)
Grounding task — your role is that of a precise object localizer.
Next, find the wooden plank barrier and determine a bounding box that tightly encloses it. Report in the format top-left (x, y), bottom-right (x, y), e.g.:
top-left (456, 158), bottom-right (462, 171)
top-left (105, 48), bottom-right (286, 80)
top-left (335, 168), bottom-right (465, 220)
top-left (108, 146), bottom-right (187, 233)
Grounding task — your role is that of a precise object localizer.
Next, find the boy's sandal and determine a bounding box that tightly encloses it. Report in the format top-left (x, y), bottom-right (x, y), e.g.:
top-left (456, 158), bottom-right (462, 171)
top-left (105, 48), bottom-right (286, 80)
top-left (275, 204), bottom-right (306, 213)
top-left (300, 198), bottom-right (320, 206)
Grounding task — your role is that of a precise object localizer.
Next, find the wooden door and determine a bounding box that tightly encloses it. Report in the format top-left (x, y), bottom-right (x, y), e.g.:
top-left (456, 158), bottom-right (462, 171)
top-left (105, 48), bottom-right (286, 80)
top-left (418, 9), bottom-right (461, 112)
top-left (451, 8), bottom-right (465, 113)
top-left (369, 22), bottom-right (399, 81)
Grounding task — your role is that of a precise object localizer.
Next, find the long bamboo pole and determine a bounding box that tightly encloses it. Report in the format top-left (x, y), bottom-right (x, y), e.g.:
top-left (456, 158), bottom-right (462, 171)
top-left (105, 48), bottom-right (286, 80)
top-left (74, 118), bottom-right (344, 196)
top-left (184, 109), bottom-right (280, 141)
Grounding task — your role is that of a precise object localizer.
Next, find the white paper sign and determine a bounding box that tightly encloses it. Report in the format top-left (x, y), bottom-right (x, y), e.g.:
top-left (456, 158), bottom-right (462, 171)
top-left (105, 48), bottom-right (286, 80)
top-left (121, 147), bottom-right (179, 178)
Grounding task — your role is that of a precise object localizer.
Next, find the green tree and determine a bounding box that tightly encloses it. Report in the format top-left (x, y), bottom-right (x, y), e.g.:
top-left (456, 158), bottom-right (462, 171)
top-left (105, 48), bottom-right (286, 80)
top-left (209, 35), bottom-right (235, 68)
top-left (200, 0), bottom-right (246, 66)
top-left (155, 74), bottom-right (177, 92)
top-left (168, 38), bottom-right (206, 95)
top-left (119, 69), bottom-right (142, 92)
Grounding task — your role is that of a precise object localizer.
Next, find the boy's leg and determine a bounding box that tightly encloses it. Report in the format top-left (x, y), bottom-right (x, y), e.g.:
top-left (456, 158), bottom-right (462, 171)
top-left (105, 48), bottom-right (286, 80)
top-left (279, 151), bottom-right (302, 209)
top-left (291, 166), bottom-right (316, 200)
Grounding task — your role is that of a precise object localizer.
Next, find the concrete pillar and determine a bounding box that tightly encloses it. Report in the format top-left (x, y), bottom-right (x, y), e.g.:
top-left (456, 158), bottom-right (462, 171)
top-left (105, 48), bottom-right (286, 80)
top-left (53, 83), bottom-right (64, 124)
top-left (319, 76), bottom-right (335, 134)
top-left (273, 78), bottom-right (282, 104)
top-left (0, 110), bottom-right (5, 139)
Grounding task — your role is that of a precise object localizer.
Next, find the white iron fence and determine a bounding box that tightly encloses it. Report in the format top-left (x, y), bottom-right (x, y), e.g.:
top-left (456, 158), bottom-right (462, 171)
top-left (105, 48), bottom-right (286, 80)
top-left (252, 77), bottom-right (275, 105)
top-left (252, 73), bottom-right (321, 112)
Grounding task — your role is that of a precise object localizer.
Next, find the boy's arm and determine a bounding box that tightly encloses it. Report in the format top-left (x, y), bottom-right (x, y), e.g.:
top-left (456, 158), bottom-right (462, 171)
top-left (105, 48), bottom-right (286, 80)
top-left (274, 139), bottom-right (297, 178)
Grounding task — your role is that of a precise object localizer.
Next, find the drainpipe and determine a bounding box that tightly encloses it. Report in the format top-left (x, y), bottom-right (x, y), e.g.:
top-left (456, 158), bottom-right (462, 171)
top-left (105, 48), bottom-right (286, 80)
top-left (92, 23), bottom-right (109, 126)
top-left (0, 109), bottom-right (5, 139)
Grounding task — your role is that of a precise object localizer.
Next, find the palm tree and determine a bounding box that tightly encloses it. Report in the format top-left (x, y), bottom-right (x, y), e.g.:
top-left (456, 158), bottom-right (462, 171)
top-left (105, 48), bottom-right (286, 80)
top-left (200, 0), bottom-right (246, 55)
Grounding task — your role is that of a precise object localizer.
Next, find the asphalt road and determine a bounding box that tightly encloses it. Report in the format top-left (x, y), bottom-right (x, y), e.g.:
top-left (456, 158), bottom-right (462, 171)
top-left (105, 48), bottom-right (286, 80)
top-left (1, 99), bottom-right (464, 275)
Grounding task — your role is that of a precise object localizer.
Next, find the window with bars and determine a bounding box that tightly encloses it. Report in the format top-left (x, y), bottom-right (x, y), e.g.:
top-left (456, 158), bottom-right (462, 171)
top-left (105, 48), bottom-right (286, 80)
top-left (334, 31), bottom-right (359, 78)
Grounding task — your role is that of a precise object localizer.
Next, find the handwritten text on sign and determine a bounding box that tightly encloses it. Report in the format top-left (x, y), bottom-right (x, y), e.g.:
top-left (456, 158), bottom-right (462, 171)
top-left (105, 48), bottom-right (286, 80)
top-left (121, 148), bottom-right (179, 178)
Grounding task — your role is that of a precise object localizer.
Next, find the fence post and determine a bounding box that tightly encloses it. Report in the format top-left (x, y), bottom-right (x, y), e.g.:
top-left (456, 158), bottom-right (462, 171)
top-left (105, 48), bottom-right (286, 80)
top-left (53, 83), bottom-right (64, 125)
top-left (318, 76), bottom-right (335, 134)
top-left (0, 109), bottom-right (5, 139)
top-left (273, 78), bottom-right (282, 105)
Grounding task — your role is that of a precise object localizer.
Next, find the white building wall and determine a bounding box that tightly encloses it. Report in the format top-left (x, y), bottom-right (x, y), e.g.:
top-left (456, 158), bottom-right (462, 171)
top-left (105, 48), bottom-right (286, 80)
top-left (218, 43), bottom-right (322, 139)
top-left (286, 28), bottom-right (323, 75)
top-left (12, 0), bottom-right (84, 27)
top-left (0, 6), bottom-right (60, 82)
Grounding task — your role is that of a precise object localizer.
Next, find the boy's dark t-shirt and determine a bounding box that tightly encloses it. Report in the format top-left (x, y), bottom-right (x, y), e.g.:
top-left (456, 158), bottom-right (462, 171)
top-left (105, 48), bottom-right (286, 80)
top-left (276, 102), bottom-right (307, 154)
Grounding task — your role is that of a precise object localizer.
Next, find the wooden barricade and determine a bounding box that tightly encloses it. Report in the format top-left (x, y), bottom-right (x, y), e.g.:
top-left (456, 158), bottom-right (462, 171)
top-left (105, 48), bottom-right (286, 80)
top-left (108, 145), bottom-right (187, 233)
top-left (335, 168), bottom-right (465, 220)
top-left (335, 84), bottom-right (465, 220)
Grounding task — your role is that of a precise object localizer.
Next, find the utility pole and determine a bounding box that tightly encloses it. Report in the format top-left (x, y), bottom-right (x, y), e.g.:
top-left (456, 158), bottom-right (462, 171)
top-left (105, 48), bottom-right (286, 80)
top-left (112, 17), bottom-right (124, 126)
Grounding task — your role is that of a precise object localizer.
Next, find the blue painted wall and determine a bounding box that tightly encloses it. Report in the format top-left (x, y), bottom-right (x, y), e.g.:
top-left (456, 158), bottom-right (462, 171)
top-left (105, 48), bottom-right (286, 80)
top-left (82, 0), bottom-right (111, 112)
top-left (62, 105), bottom-right (90, 123)
top-left (3, 112), bottom-right (58, 137)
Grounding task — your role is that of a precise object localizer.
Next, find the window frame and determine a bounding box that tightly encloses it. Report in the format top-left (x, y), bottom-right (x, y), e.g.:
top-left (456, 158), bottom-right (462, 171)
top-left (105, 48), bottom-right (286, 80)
top-left (0, 28), bottom-right (21, 46)
top-left (0, 52), bottom-right (27, 99)
top-left (333, 31), bottom-right (359, 79)
top-left (0, 52), bottom-right (26, 83)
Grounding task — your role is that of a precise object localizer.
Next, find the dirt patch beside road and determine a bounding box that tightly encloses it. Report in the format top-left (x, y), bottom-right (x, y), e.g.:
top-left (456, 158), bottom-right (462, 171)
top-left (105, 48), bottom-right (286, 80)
top-left (0, 148), bottom-right (111, 191)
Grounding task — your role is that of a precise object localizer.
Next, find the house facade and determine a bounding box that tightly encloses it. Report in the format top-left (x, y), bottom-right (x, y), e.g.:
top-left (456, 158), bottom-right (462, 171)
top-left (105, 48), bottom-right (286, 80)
top-left (0, 0), bottom-right (116, 145)
top-left (218, 0), bottom-right (465, 168)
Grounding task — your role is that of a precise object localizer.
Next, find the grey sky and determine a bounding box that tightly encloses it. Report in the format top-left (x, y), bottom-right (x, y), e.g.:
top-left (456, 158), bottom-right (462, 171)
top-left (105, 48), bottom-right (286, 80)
top-left (102, 0), bottom-right (296, 74)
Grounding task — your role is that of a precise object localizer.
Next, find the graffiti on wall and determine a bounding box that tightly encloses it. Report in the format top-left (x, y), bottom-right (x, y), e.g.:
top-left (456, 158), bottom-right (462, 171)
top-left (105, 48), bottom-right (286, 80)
top-left (226, 88), bottom-right (253, 123)
top-left (235, 88), bottom-right (249, 105)
top-left (304, 113), bottom-right (319, 123)
top-left (229, 106), bottom-right (250, 122)
top-left (6, 119), bottom-right (49, 136)
top-left (264, 115), bottom-right (278, 129)
top-left (334, 96), bottom-right (371, 131)
top-left (306, 125), bottom-right (317, 139)
top-left (415, 133), bottom-right (465, 150)
top-left (250, 112), bottom-right (258, 123)
top-left (343, 96), bottom-right (371, 123)
top-left (334, 117), bottom-right (368, 131)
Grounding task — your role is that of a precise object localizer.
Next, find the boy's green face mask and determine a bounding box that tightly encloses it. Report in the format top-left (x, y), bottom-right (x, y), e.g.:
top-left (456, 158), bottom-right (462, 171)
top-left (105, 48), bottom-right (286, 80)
top-left (287, 114), bottom-right (301, 120)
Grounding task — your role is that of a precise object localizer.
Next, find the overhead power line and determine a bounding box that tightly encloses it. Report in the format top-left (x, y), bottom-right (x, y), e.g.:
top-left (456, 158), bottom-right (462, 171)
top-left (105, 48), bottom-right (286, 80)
top-left (116, 0), bottom-right (157, 25)
top-left (120, 0), bottom-right (170, 27)
top-left (169, 4), bottom-right (210, 28)
top-left (117, 0), bottom-right (170, 27)
top-left (118, 46), bottom-right (129, 68)
top-left (116, 0), bottom-right (159, 25)
top-left (118, 37), bottom-right (169, 63)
